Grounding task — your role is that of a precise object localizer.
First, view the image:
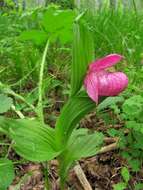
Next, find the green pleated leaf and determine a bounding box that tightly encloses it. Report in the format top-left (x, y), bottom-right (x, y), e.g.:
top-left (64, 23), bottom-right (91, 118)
top-left (42, 7), bottom-right (75, 44)
top-left (0, 118), bottom-right (60, 162)
top-left (67, 129), bottom-right (104, 160)
top-left (59, 129), bottom-right (103, 181)
top-left (0, 94), bottom-right (13, 113)
top-left (71, 16), bottom-right (95, 96)
top-left (0, 158), bottom-right (15, 190)
top-left (55, 92), bottom-right (95, 149)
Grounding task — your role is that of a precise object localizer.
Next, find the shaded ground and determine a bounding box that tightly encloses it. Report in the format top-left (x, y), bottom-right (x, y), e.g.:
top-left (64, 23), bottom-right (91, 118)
top-left (7, 144), bottom-right (127, 189)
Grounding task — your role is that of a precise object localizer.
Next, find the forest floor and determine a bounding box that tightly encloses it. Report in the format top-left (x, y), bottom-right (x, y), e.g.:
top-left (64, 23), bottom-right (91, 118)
top-left (6, 111), bottom-right (143, 190)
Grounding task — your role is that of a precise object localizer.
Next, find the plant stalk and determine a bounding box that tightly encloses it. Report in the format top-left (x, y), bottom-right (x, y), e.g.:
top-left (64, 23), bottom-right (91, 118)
top-left (37, 40), bottom-right (50, 123)
top-left (132, 0), bottom-right (137, 14)
top-left (58, 156), bottom-right (67, 190)
top-left (43, 162), bottom-right (50, 190)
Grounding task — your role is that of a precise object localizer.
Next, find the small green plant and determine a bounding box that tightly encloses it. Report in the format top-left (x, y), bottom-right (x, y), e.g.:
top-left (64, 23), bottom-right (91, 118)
top-left (120, 95), bottom-right (143, 171)
top-left (19, 5), bottom-right (75, 45)
top-left (105, 94), bottom-right (143, 189)
top-left (113, 167), bottom-right (130, 190)
top-left (114, 166), bottom-right (143, 190)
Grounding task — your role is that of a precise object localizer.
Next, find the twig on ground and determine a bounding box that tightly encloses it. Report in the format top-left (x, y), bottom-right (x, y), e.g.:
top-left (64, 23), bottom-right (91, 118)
top-left (74, 163), bottom-right (93, 190)
top-left (98, 142), bottom-right (118, 154)
top-left (104, 137), bottom-right (119, 144)
top-left (11, 105), bottom-right (25, 119)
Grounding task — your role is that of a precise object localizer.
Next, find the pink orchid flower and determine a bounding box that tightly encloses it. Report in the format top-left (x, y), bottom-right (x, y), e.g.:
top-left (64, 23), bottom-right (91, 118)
top-left (84, 54), bottom-right (128, 104)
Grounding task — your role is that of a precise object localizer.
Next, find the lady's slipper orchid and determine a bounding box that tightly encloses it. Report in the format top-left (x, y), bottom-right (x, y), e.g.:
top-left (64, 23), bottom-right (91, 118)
top-left (84, 54), bottom-right (128, 103)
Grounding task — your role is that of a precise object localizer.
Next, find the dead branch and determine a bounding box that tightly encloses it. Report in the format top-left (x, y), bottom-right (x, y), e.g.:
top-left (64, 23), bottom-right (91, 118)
top-left (74, 163), bottom-right (93, 190)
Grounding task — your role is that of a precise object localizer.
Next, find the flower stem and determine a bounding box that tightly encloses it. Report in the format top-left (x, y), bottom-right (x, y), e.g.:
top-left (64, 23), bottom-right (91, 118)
top-left (37, 40), bottom-right (50, 123)
top-left (58, 156), bottom-right (67, 190)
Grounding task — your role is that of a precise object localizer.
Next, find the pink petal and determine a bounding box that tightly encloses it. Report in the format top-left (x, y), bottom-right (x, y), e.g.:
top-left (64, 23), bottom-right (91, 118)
top-left (84, 72), bottom-right (99, 103)
top-left (89, 54), bottom-right (123, 72)
top-left (98, 71), bottom-right (128, 96)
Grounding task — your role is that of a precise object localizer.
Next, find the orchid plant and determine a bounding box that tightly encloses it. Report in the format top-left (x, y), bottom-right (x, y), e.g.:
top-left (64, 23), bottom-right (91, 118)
top-left (0, 3), bottom-right (128, 190)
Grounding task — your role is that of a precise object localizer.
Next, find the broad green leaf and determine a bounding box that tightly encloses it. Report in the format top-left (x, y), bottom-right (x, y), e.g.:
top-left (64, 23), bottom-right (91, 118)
top-left (135, 183), bottom-right (143, 190)
top-left (0, 118), bottom-right (60, 162)
top-left (20, 7), bottom-right (75, 46)
top-left (55, 92), bottom-right (95, 149)
top-left (66, 130), bottom-right (104, 160)
top-left (0, 158), bottom-right (15, 190)
top-left (113, 182), bottom-right (127, 190)
top-left (42, 8), bottom-right (74, 33)
top-left (121, 167), bottom-right (130, 183)
top-left (19, 30), bottom-right (47, 45)
top-left (42, 7), bottom-right (75, 44)
top-left (97, 96), bottom-right (124, 112)
top-left (59, 129), bottom-right (103, 181)
top-left (0, 94), bottom-right (13, 113)
top-left (71, 20), bottom-right (95, 96)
